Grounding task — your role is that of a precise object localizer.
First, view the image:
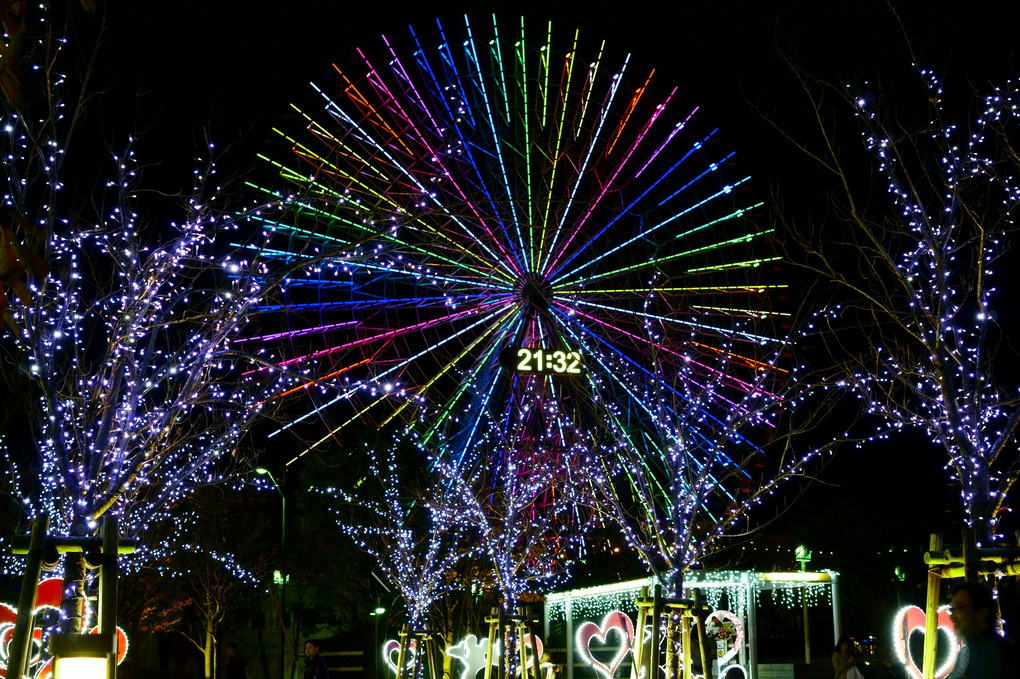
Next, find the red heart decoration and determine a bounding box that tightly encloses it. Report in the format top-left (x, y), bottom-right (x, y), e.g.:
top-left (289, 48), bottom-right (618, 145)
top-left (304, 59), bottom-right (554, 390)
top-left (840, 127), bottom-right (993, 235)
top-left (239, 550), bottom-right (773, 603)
top-left (0, 578), bottom-right (128, 679)
top-left (891, 605), bottom-right (959, 679)
top-left (576, 611), bottom-right (634, 679)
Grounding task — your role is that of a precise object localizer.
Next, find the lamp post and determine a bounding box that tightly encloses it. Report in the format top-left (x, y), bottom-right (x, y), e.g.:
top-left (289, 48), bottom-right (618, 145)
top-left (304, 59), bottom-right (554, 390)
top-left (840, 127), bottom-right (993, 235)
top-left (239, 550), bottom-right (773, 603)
top-left (257, 467), bottom-right (287, 679)
top-left (51, 633), bottom-right (116, 679)
top-left (795, 545), bottom-right (813, 665)
top-left (371, 606), bottom-right (386, 679)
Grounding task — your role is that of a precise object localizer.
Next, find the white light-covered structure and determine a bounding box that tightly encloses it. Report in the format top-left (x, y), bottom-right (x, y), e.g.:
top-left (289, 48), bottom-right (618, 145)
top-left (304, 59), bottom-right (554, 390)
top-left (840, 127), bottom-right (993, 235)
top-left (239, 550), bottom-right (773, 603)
top-left (544, 571), bottom-right (841, 679)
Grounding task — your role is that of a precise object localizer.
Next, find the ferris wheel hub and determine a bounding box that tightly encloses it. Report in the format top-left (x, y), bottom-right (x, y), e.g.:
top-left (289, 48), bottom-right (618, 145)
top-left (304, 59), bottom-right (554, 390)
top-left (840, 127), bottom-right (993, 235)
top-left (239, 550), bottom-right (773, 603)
top-left (515, 273), bottom-right (553, 314)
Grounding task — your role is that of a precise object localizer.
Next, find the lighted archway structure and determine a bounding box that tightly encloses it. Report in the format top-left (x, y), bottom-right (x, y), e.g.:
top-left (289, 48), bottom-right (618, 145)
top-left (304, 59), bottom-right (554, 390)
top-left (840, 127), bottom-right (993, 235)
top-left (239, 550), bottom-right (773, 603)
top-left (544, 571), bottom-right (841, 679)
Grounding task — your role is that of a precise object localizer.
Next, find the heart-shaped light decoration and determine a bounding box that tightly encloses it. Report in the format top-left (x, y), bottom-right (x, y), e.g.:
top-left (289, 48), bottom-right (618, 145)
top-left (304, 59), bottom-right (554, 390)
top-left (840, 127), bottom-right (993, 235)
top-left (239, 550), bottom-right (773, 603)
top-left (703, 610), bottom-right (743, 667)
top-left (382, 639), bottom-right (418, 677)
top-left (576, 610), bottom-right (634, 679)
top-left (1, 578), bottom-right (128, 679)
top-left (518, 633), bottom-right (544, 670)
top-left (892, 605), bottom-right (959, 679)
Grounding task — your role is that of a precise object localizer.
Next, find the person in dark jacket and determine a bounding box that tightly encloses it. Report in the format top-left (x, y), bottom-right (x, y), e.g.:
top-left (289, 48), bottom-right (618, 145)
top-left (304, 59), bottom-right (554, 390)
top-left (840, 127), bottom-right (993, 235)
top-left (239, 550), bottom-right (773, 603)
top-left (948, 582), bottom-right (1016, 679)
top-left (224, 641), bottom-right (247, 679)
top-left (304, 639), bottom-right (328, 679)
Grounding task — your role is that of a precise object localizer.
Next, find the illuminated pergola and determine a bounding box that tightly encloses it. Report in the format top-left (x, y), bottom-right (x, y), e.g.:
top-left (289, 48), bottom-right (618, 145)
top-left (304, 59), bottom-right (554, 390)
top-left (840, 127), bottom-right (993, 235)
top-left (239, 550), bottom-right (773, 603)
top-left (544, 571), bottom-right (841, 679)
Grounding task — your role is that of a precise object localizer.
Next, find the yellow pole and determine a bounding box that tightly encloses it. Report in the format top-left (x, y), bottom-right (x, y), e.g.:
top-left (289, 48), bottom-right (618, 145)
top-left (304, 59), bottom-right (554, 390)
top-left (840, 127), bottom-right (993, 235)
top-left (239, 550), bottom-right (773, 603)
top-left (921, 534), bottom-right (942, 679)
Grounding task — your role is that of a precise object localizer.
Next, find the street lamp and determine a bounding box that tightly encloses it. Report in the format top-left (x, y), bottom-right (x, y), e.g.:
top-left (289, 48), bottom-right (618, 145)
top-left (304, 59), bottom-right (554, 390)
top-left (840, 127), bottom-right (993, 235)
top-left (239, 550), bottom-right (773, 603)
top-left (51, 633), bottom-right (116, 679)
top-left (795, 545), bottom-right (813, 664)
top-left (371, 606), bottom-right (386, 679)
top-left (257, 467), bottom-right (287, 679)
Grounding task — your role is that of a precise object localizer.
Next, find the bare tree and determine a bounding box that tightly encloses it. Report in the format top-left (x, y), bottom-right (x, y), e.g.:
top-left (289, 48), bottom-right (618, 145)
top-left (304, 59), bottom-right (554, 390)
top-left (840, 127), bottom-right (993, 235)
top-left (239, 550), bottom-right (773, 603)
top-left (125, 485), bottom-right (273, 679)
top-left (775, 55), bottom-right (1020, 542)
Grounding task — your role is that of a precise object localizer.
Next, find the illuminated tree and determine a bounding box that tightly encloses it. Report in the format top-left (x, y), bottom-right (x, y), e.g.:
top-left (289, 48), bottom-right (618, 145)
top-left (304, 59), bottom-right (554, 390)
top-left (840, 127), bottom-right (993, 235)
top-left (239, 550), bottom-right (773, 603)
top-left (582, 321), bottom-right (843, 596)
top-left (0, 136), bottom-right (312, 630)
top-left (776, 59), bottom-right (1020, 542)
top-left (317, 428), bottom-right (476, 632)
top-left (444, 423), bottom-right (594, 616)
top-left (0, 2), bottom-right (317, 634)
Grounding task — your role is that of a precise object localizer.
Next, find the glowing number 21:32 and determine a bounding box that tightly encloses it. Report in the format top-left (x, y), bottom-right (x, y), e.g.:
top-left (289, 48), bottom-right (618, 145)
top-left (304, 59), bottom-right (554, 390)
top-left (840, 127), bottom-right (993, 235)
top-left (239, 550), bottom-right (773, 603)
top-left (515, 349), bottom-right (582, 374)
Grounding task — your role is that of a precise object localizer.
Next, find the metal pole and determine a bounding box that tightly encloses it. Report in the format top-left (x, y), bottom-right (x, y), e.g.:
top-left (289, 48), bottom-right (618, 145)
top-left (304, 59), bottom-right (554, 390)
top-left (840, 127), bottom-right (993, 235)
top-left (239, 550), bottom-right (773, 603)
top-left (830, 573), bottom-right (841, 645)
top-left (8, 515), bottom-right (49, 679)
top-left (565, 597), bottom-right (574, 679)
top-left (280, 486), bottom-right (287, 679)
top-left (802, 594), bottom-right (811, 665)
top-left (693, 590), bottom-right (709, 679)
top-left (100, 515), bottom-right (120, 679)
top-left (746, 575), bottom-right (757, 679)
top-left (632, 588), bottom-right (649, 679)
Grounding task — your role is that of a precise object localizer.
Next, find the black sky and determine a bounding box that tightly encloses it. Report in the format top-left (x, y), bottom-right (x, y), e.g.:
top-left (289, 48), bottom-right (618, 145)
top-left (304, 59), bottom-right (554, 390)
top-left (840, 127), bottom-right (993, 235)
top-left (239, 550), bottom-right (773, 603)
top-left (73, 0), bottom-right (1019, 630)
top-left (91, 0), bottom-right (1015, 528)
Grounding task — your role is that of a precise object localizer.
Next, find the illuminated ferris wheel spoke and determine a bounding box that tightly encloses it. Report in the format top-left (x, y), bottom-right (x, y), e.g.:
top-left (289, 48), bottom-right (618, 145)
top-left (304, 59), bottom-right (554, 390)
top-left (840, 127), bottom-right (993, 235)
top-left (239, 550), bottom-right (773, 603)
top-left (538, 22), bottom-right (553, 129)
top-left (565, 296), bottom-right (778, 346)
top-left (469, 18), bottom-right (529, 266)
top-left (544, 81), bottom-right (680, 273)
top-left (447, 45), bottom-right (529, 274)
top-left (339, 51), bottom-right (523, 268)
top-left (544, 55), bottom-right (629, 267)
top-left (567, 224), bottom-right (775, 287)
top-left (296, 300), bottom-right (512, 371)
top-left (270, 303), bottom-right (516, 441)
top-left (234, 319), bottom-right (359, 345)
top-left (310, 86), bottom-right (523, 282)
top-left (260, 17), bottom-right (786, 482)
top-left (388, 306), bottom-right (519, 427)
top-left (515, 17), bottom-right (539, 257)
top-left (550, 303), bottom-right (765, 429)
top-left (551, 304), bottom-right (768, 456)
top-left (268, 356), bottom-right (373, 404)
top-left (551, 156), bottom-right (748, 284)
top-left (535, 33), bottom-right (578, 271)
top-left (419, 332), bottom-right (514, 454)
top-left (412, 20), bottom-right (525, 267)
top-left (545, 129), bottom-right (717, 280)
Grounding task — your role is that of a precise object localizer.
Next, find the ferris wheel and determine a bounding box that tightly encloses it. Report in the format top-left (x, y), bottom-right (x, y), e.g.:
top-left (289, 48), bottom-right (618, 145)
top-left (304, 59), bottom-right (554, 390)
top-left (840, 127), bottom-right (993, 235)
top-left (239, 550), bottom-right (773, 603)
top-left (250, 16), bottom-right (784, 472)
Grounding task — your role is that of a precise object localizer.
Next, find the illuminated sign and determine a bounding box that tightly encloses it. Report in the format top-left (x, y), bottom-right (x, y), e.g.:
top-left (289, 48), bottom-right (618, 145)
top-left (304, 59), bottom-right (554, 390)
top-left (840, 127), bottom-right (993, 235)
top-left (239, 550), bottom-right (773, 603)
top-left (704, 610), bottom-right (743, 667)
top-left (502, 348), bottom-right (584, 375)
top-left (576, 611), bottom-right (634, 679)
top-left (445, 635), bottom-right (491, 679)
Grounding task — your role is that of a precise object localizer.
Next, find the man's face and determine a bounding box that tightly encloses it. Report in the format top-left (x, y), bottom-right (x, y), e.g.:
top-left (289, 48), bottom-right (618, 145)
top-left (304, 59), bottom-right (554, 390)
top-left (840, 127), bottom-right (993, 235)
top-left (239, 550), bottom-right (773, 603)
top-left (305, 642), bottom-right (318, 657)
top-left (949, 589), bottom-right (988, 640)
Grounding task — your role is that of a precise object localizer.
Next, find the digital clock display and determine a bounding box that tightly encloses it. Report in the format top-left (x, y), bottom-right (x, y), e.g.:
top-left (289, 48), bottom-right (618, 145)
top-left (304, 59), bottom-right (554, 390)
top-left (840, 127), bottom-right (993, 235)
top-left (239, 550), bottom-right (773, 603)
top-left (501, 347), bottom-right (584, 375)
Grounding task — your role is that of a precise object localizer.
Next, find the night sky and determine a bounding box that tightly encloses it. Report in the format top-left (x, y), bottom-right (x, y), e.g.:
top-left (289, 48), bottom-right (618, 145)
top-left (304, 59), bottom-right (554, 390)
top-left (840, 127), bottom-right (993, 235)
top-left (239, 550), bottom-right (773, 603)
top-left (53, 0), bottom-right (1020, 633)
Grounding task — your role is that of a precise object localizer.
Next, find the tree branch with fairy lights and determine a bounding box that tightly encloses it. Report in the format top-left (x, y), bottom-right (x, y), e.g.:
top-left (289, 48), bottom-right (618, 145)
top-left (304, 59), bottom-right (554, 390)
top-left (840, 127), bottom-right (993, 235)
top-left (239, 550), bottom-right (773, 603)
top-left (774, 51), bottom-right (1020, 543)
top-left (0, 2), bottom-right (344, 636)
top-left (316, 427), bottom-right (478, 633)
top-left (420, 409), bottom-right (600, 679)
top-left (579, 317), bottom-right (846, 597)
